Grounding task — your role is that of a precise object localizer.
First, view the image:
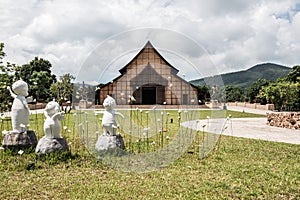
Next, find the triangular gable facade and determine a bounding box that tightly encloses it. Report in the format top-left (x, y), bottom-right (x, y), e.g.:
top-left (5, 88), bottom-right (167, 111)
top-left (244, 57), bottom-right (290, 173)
top-left (99, 41), bottom-right (198, 105)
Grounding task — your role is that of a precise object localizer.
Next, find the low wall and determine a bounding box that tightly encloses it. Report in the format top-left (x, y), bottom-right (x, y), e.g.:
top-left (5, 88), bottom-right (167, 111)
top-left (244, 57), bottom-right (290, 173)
top-left (227, 102), bottom-right (275, 111)
top-left (28, 103), bottom-right (47, 110)
top-left (267, 112), bottom-right (300, 130)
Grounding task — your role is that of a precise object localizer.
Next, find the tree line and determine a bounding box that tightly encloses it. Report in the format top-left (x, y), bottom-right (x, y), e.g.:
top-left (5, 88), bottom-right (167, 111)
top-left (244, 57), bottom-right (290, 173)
top-left (2, 41), bottom-right (299, 112)
top-left (0, 43), bottom-right (75, 112)
top-left (197, 65), bottom-right (300, 111)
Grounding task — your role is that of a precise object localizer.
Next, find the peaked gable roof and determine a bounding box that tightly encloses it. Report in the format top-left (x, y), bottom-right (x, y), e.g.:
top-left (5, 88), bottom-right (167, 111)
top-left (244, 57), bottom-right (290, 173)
top-left (119, 41), bottom-right (179, 74)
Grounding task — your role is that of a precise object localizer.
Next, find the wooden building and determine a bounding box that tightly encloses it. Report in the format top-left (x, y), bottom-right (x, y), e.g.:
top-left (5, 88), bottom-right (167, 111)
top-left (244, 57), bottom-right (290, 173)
top-left (99, 41), bottom-right (198, 105)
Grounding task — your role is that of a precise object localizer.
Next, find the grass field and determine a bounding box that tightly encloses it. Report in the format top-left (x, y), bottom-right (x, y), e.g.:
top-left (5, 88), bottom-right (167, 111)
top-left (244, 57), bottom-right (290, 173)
top-left (0, 110), bottom-right (299, 199)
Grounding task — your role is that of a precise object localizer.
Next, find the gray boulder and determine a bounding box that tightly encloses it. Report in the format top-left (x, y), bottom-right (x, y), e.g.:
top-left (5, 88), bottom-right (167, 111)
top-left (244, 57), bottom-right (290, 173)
top-left (95, 134), bottom-right (125, 161)
top-left (35, 137), bottom-right (69, 155)
top-left (2, 130), bottom-right (37, 150)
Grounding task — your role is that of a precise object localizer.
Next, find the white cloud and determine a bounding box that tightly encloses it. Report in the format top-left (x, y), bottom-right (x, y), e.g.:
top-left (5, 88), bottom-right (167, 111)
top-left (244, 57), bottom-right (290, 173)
top-left (0, 0), bottom-right (299, 84)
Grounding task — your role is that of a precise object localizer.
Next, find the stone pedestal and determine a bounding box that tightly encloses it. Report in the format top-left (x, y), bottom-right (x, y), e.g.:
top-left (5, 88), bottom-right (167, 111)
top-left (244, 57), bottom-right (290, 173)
top-left (2, 130), bottom-right (37, 150)
top-left (95, 134), bottom-right (125, 160)
top-left (35, 137), bottom-right (69, 155)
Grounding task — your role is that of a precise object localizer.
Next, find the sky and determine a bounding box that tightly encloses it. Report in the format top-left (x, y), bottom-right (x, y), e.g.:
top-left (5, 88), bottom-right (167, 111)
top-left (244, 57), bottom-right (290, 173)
top-left (1, 0), bottom-right (300, 84)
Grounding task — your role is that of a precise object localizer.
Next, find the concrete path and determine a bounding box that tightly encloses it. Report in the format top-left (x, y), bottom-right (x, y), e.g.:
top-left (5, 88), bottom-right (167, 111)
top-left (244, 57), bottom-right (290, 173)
top-left (181, 117), bottom-right (300, 145)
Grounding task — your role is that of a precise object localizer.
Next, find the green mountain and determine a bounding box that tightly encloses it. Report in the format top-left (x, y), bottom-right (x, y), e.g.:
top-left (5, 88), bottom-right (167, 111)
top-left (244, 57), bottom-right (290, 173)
top-left (190, 63), bottom-right (292, 88)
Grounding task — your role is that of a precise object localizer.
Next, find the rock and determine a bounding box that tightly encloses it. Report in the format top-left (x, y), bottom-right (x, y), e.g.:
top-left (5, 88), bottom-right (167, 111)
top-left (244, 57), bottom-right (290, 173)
top-left (95, 134), bottom-right (125, 161)
top-left (35, 137), bottom-right (69, 155)
top-left (2, 130), bottom-right (37, 150)
top-left (95, 134), bottom-right (125, 151)
top-left (267, 112), bottom-right (300, 130)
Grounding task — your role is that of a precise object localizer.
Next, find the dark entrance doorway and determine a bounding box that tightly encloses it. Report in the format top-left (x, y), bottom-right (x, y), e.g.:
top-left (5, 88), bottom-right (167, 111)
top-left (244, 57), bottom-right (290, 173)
top-left (142, 87), bottom-right (156, 104)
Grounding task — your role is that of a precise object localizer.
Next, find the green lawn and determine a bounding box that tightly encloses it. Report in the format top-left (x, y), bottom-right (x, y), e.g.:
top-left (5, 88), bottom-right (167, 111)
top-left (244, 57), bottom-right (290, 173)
top-left (0, 110), bottom-right (299, 199)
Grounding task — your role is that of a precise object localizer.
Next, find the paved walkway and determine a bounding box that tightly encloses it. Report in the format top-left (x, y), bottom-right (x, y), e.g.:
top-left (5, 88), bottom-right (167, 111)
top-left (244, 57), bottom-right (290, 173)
top-left (182, 117), bottom-right (300, 145)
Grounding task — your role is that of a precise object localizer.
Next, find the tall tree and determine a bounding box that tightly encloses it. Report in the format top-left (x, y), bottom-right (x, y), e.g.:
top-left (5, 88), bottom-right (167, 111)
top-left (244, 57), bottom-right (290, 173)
top-left (0, 43), bottom-right (13, 111)
top-left (15, 57), bottom-right (56, 102)
top-left (257, 81), bottom-right (299, 111)
top-left (197, 85), bottom-right (210, 104)
top-left (246, 79), bottom-right (270, 103)
top-left (225, 85), bottom-right (244, 102)
top-left (50, 73), bottom-right (75, 105)
top-left (285, 65), bottom-right (300, 83)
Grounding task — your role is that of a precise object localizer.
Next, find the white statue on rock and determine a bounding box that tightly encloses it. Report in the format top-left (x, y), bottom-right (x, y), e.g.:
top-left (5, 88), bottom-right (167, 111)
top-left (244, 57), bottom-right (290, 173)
top-left (43, 101), bottom-right (64, 138)
top-left (7, 80), bottom-right (30, 133)
top-left (101, 95), bottom-right (124, 135)
top-left (35, 100), bottom-right (68, 155)
top-left (95, 95), bottom-right (125, 158)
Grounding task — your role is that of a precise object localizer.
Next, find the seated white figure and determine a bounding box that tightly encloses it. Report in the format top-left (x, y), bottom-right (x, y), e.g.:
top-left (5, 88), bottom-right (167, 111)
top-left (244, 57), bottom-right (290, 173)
top-left (7, 80), bottom-right (30, 133)
top-left (101, 95), bottom-right (124, 135)
top-left (43, 101), bottom-right (64, 138)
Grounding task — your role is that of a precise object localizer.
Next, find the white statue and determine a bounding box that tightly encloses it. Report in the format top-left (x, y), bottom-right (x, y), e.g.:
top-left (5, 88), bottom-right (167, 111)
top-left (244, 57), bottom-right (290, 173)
top-left (102, 95), bottom-right (124, 135)
top-left (7, 80), bottom-right (30, 133)
top-left (43, 101), bottom-right (64, 138)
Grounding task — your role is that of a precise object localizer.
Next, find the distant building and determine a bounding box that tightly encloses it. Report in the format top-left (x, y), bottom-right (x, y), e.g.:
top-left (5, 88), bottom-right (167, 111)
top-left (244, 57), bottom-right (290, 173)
top-left (98, 41), bottom-right (198, 105)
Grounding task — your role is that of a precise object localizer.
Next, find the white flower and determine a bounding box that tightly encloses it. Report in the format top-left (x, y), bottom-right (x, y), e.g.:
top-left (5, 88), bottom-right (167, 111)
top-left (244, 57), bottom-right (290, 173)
top-left (18, 150), bottom-right (24, 155)
top-left (163, 102), bottom-right (166, 105)
top-left (166, 136), bottom-right (170, 140)
top-left (0, 147), bottom-right (4, 150)
top-left (63, 126), bottom-right (68, 130)
top-left (178, 110), bottom-right (182, 113)
top-left (112, 124), bottom-right (118, 129)
top-left (143, 127), bottom-right (150, 131)
top-left (27, 124), bottom-right (30, 128)
top-left (206, 116), bottom-right (210, 119)
top-left (2, 130), bottom-right (8, 135)
top-left (20, 124), bottom-right (26, 128)
top-left (67, 129), bottom-right (71, 133)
